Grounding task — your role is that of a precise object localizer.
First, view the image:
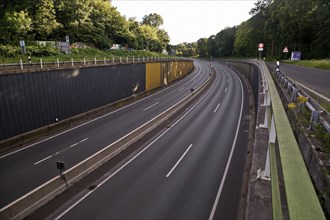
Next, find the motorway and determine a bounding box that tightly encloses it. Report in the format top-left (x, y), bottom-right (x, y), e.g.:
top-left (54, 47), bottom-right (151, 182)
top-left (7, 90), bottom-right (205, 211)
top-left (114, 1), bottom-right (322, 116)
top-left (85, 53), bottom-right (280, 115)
top-left (0, 60), bottom-right (209, 208)
top-left (52, 62), bottom-right (251, 219)
top-left (1, 60), bottom-right (252, 219)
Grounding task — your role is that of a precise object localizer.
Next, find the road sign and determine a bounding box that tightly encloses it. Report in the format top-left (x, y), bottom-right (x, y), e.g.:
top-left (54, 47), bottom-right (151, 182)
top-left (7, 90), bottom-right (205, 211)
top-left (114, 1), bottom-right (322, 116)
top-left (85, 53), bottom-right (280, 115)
top-left (258, 48), bottom-right (264, 51)
top-left (19, 40), bottom-right (25, 47)
top-left (283, 47), bottom-right (289, 53)
top-left (19, 40), bottom-right (26, 54)
top-left (258, 43), bottom-right (264, 48)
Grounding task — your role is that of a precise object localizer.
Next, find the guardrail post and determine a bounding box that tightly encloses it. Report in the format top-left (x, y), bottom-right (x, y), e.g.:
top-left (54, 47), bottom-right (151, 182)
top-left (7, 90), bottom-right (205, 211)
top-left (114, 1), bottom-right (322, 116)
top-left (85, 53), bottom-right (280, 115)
top-left (71, 58), bottom-right (73, 67)
top-left (260, 89), bottom-right (271, 128)
top-left (120, 57), bottom-right (122, 63)
top-left (94, 57), bottom-right (97, 65)
top-left (84, 57), bottom-right (86, 65)
top-left (265, 114), bottom-right (276, 177)
top-left (56, 58), bottom-right (60, 67)
top-left (40, 59), bottom-right (43, 69)
top-left (291, 87), bottom-right (299, 101)
top-left (261, 75), bottom-right (266, 94)
top-left (104, 57), bottom-right (106, 64)
top-left (260, 103), bottom-right (269, 128)
top-left (20, 59), bottom-right (23, 70)
top-left (284, 78), bottom-right (288, 88)
top-left (287, 82), bottom-right (292, 93)
top-left (132, 57), bottom-right (134, 63)
top-left (311, 110), bottom-right (319, 124)
top-left (261, 89), bottom-right (268, 107)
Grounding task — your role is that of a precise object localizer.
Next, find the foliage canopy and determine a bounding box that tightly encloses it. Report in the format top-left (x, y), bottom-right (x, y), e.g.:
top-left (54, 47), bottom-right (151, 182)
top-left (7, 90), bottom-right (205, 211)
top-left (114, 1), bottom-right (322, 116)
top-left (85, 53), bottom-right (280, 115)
top-left (0, 0), bottom-right (170, 52)
top-left (174, 0), bottom-right (329, 59)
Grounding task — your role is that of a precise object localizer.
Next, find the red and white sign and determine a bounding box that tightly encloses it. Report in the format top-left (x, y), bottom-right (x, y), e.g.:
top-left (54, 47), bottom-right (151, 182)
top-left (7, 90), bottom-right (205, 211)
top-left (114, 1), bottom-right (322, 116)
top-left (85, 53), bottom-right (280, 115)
top-left (258, 43), bottom-right (264, 48)
top-left (283, 47), bottom-right (289, 53)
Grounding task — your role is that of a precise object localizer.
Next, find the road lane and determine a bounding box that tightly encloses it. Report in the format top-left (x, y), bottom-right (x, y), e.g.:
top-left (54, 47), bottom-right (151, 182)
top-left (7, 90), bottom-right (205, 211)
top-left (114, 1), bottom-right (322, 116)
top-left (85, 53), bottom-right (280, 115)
top-left (0, 60), bottom-right (211, 208)
top-left (56, 62), bottom-right (250, 219)
top-left (271, 62), bottom-right (330, 99)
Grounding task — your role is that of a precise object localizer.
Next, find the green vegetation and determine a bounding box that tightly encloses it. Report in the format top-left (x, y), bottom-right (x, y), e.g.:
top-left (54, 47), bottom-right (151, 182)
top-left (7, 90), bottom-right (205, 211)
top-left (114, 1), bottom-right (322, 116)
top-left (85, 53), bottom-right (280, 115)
top-left (314, 124), bottom-right (330, 155)
top-left (0, 0), bottom-right (170, 53)
top-left (175, 0), bottom-right (329, 60)
top-left (284, 60), bottom-right (330, 70)
top-left (2, 0), bottom-right (328, 61)
top-left (291, 105), bottom-right (330, 156)
top-left (0, 45), bottom-right (169, 64)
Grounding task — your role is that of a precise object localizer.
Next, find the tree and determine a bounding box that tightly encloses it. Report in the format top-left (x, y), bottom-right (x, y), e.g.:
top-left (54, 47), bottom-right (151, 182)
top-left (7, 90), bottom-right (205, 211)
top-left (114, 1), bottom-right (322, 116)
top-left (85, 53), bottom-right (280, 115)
top-left (3, 10), bottom-right (33, 42)
top-left (196, 38), bottom-right (208, 57)
top-left (157, 29), bottom-right (170, 50)
top-left (213, 27), bottom-right (237, 58)
top-left (233, 21), bottom-right (255, 57)
top-left (142, 13), bottom-right (164, 28)
top-left (33, 0), bottom-right (60, 40)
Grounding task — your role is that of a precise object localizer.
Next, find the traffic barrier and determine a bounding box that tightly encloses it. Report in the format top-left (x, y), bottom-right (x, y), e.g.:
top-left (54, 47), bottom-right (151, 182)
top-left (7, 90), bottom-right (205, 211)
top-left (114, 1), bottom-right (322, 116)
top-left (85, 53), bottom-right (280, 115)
top-left (273, 69), bottom-right (330, 132)
top-left (251, 60), bottom-right (325, 219)
top-left (0, 57), bottom-right (181, 74)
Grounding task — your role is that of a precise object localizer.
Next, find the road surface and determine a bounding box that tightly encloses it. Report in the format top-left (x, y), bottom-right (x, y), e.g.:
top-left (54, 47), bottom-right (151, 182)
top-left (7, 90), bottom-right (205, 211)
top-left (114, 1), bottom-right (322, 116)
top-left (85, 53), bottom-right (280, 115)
top-left (53, 62), bottom-right (251, 219)
top-left (273, 62), bottom-right (330, 99)
top-left (0, 61), bottom-right (210, 208)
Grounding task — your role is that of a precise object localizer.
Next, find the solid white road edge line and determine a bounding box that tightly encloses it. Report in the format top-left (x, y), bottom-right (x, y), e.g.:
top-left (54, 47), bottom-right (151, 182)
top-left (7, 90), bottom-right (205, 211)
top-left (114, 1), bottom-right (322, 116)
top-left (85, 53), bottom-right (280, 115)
top-left (208, 67), bottom-right (244, 220)
top-left (166, 144), bottom-right (193, 178)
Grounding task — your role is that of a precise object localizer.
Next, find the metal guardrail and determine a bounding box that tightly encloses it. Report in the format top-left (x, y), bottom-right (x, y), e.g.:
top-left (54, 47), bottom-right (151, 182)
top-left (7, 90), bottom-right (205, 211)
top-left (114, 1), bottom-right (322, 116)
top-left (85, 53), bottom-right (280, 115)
top-left (252, 60), bottom-right (325, 219)
top-left (273, 69), bottom-right (330, 133)
top-left (0, 56), bottom-right (181, 73)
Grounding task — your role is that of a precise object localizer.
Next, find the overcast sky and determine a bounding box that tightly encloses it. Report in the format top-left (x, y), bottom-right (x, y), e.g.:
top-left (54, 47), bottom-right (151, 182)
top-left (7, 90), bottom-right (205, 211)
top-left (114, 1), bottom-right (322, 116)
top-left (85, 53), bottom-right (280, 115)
top-left (112, 0), bottom-right (256, 45)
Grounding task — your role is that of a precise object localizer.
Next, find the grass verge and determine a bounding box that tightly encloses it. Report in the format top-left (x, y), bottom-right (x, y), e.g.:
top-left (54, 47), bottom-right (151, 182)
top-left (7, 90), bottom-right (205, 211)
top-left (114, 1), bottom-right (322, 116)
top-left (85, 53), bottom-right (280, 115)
top-left (284, 59), bottom-right (330, 70)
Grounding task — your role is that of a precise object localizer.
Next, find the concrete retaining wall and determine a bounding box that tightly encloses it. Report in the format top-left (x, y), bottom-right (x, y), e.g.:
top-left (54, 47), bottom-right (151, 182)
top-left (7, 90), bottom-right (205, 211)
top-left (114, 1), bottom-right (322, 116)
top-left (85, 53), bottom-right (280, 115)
top-left (0, 61), bottom-right (193, 141)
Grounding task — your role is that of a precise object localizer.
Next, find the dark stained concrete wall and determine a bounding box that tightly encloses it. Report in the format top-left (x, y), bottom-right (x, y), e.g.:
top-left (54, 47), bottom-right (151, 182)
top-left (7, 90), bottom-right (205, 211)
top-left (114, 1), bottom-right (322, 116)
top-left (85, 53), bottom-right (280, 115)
top-left (0, 61), bottom-right (193, 141)
top-left (0, 64), bottom-right (146, 141)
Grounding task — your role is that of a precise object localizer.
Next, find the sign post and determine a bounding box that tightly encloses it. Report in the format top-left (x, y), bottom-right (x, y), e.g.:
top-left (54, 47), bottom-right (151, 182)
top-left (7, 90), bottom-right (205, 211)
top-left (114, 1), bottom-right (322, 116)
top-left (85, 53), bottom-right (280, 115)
top-left (65, 35), bottom-right (70, 54)
top-left (258, 43), bottom-right (264, 59)
top-left (56, 161), bottom-right (68, 187)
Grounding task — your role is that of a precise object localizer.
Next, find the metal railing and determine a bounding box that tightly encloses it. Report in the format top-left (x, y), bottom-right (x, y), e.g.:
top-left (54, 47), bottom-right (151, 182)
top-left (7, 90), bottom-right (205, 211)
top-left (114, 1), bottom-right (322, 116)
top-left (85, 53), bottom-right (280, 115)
top-left (273, 69), bottom-right (330, 133)
top-left (0, 56), bottom-right (181, 73)
top-left (253, 60), bottom-right (325, 219)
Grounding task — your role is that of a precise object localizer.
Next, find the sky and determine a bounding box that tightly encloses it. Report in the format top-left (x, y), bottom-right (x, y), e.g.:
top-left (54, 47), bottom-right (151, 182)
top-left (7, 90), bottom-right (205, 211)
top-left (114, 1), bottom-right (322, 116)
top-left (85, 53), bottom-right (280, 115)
top-left (112, 0), bottom-right (256, 45)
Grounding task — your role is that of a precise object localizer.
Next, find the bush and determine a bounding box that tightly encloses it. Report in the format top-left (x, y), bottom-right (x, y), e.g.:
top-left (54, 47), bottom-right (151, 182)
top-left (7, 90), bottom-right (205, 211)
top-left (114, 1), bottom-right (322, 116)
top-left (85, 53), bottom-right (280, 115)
top-left (315, 124), bottom-right (330, 155)
top-left (0, 45), bottom-right (21, 57)
top-left (0, 44), bottom-right (60, 58)
top-left (26, 45), bottom-right (59, 57)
